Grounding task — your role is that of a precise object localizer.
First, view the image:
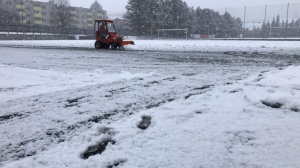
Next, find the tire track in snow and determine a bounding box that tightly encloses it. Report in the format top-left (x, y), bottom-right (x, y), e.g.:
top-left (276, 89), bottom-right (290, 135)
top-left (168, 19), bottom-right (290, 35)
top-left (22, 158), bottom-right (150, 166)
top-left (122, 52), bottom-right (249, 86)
top-left (0, 74), bottom-right (215, 165)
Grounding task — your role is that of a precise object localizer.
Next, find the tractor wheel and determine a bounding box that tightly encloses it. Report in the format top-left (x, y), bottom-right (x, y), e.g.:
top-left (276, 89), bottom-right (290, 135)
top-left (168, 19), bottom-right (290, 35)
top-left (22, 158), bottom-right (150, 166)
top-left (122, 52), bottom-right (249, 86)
top-left (95, 41), bottom-right (102, 49)
top-left (111, 43), bottom-right (118, 50)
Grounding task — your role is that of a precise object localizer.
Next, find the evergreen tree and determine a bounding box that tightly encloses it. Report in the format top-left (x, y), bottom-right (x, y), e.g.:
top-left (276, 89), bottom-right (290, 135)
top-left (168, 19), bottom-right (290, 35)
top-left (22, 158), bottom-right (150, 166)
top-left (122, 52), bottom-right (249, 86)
top-left (123, 0), bottom-right (246, 38)
top-left (276, 15), bottom-right (280, 27)
top-left (266, 21), bottom-right (271, 37)
top-left (90, 0), bottom-right (108, 19)
top-left (186, 7), bottom-right (196, 36)
top-left (223, 12), bottom-right (237, 37)
top-left (281, 20), bottom-right (285, 27)
top-left (235, 17), bottom-right (243, 37)
top-left (261, 21), bottom-right (267, 38)
top-left (271, 17), bottom-right (276, 27)
top-left (295, 19), bottom-right (300, 27)
top-left (290, 19), bottom-right (295, 27)
top-left (124, 0), bottom-right (151, 36)
top-left (269, 17), bottom-right (276, 36)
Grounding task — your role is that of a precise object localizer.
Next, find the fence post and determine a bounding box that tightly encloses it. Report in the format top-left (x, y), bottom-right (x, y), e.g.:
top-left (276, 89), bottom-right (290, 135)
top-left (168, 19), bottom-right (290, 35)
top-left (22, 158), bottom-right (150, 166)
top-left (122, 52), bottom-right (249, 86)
top-left (243, 6), bottom-right (246, 39)
top-left (285, 3), bottom-right (289, 39)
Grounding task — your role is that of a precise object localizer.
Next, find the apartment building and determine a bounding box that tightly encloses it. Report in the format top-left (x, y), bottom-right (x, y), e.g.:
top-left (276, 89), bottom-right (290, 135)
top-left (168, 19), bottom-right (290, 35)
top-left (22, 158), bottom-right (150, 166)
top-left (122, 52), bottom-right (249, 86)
top-left (0, 0), bottom-right (105, 29)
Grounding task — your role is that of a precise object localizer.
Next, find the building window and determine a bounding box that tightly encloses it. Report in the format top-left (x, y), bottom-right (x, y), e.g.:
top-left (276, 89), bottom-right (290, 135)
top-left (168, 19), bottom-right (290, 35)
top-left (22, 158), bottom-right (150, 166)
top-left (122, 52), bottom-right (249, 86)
top-left (26, 14), bottom-right (31, 18)
top-left (6, 1), bottom-right (12, 5)
top-left (42, 12), bottom-right (46, 16)
top-left (42, 5), bottom-right (46, 9)
top-left (25, 7), bottom-right (30, 10)
top-left (34, 18), bottom-right (42, 21)
top-left (26, 21), bottom-right (31, 24)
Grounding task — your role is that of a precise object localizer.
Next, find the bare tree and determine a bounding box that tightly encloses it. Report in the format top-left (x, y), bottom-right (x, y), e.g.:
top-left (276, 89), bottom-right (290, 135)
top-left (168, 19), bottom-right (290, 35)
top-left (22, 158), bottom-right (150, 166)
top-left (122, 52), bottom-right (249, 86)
top-left (53, 0), bottom-right (71, 28)
top-left (0, 5), bottom-right (20, 25)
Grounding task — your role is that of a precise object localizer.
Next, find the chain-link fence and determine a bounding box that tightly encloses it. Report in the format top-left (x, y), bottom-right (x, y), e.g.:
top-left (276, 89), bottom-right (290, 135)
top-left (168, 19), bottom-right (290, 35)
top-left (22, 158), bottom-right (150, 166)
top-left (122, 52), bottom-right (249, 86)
top-left (215, 3), bottom-right (300, 39)
top-left (0, 25), bottom-right (94, 36)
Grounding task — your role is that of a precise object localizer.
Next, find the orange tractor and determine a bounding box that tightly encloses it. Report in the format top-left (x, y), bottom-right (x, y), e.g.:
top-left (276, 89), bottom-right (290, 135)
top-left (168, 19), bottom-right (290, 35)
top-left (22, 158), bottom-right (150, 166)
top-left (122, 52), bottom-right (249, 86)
top-left (94, 20), bottom-right (134, 49)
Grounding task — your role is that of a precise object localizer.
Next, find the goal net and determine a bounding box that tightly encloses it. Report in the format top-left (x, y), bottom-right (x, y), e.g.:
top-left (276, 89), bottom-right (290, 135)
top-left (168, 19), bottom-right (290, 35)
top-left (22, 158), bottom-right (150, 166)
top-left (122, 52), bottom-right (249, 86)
top-left (269, 27), bottom-right (300, 38)
top-left (158, 29), bottom-right (188, 39)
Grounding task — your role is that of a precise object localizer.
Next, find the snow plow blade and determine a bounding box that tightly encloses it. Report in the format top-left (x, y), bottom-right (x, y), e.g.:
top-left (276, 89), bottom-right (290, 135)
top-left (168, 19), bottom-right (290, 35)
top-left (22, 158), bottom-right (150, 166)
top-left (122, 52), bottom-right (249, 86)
top-left (121, 41), bottom-right (135, 46)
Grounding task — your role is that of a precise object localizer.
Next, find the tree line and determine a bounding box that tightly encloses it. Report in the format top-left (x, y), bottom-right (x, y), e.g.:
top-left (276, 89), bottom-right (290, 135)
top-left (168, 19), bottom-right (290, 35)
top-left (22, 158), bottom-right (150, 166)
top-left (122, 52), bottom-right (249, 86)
top-left (260, 15), bottom-right (300, 38)
top-left (122, 0), bottom-right (243, 38)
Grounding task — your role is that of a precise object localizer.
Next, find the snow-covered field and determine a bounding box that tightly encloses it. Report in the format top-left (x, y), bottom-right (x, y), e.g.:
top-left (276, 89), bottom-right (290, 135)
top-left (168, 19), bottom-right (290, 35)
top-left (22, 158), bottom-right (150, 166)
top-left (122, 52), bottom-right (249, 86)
top-left (0, 40), bottom-right (300, 168)
top-left (0, 39), bottom-right (299, 54)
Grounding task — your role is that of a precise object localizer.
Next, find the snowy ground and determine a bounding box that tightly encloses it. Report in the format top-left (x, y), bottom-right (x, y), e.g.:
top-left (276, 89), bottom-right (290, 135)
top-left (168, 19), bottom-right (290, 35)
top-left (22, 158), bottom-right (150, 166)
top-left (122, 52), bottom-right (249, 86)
top-left (0, 40), bottom-right (300, 168)
top-left (0, 39), bottom-right (299, 55)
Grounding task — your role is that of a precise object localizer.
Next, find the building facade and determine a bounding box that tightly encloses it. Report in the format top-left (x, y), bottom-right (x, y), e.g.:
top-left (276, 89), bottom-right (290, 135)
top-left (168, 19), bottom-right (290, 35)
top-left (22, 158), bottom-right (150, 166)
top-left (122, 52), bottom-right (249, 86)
top-left (0, 0), bottom-right (105, 29)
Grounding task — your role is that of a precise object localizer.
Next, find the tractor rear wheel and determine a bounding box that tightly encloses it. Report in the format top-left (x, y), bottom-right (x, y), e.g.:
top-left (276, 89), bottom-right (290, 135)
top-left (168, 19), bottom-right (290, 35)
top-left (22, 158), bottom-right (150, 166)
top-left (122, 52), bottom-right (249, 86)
top-left (111, 43), bottom-right (118, 50)
top-left (95, 41), bottom-right (102, 49)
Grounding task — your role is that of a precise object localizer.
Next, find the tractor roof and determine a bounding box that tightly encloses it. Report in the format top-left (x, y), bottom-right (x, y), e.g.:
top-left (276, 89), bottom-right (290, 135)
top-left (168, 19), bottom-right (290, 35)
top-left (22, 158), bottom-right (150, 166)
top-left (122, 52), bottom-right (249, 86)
top-left (94, 20), bottom-right (114, 23)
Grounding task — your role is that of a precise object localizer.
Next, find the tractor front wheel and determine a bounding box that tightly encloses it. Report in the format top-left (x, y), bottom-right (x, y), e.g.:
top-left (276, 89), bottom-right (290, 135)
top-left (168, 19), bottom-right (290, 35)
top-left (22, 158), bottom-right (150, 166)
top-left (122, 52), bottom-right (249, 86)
top-left (95, 41), bottom-right (102, 49)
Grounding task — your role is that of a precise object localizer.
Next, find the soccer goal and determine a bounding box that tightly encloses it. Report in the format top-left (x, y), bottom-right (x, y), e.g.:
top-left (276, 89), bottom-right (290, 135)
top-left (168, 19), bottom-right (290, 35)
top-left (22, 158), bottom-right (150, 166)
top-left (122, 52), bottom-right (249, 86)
top-left (158, 29), bottom-right (188, 39)
top-left (270, 27), bottom-right (300, 38)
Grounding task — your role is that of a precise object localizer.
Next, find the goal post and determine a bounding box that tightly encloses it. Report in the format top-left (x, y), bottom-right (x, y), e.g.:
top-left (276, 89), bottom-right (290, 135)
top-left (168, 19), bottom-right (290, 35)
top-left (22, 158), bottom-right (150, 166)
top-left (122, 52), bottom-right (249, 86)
top-left (270, 27), bottom-right (300, 38)
top-left (158, 29), bottom-right (188, 39)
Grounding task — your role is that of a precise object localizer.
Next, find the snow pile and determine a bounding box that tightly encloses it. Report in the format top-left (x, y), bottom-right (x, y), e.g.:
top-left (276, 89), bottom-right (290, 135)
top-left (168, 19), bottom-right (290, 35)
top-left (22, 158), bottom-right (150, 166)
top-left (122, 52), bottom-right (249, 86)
top-left (0, 40), bottom-right (299, 54)
top-left (3, 66), bottom-right (300, 168)
top-left (243, 66), bottom-right (300, 112)
top-left (126, 40), bottom-right (300, 54)
top-left (0, 64), bottom-right (156, 102)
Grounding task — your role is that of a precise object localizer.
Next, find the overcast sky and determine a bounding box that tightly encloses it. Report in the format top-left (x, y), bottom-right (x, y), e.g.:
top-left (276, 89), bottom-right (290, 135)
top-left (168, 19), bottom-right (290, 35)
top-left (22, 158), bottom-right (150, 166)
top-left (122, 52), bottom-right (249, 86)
top-left (40, 0), bottom-right (300, 18)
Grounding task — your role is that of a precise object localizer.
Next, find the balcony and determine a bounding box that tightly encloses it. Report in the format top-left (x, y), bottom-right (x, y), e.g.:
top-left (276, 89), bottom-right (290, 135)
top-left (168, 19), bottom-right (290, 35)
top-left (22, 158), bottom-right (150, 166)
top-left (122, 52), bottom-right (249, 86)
top-left (87, 18), bottom-right (93, 21)
top-left (34, 20), bottom-right (43, 25)
top-left (87, 12), bottom-right (93, 16)
top-left (70, 11), bottom-right (76, 14)
top-left (34, 13), bottom-right (42, 18)
top-left (19, 20), bottom-right (26, 24)
top-left (19, 13), bottom-right (26, 17)
top-left (34, 6), bottom-right (42, 11)
top-left (98, 13), bottom-right (102, 17)
top-left (87, 24), bottom-right (93, 27)
top-left (16, 5), bottom-right (25, 9)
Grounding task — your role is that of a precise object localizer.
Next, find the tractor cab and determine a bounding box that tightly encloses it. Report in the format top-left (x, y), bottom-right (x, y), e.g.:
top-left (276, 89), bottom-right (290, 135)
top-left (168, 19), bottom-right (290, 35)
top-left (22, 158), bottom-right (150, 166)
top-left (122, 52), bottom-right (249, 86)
top-left (94, 20), bottom-right (134, 50)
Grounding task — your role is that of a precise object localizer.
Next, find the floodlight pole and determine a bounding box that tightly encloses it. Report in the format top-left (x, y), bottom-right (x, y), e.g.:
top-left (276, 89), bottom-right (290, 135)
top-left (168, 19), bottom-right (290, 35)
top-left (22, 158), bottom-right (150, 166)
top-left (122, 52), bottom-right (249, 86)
top-left (21, 0), bottom-right (24, 39)
top-left (177, 14), bottom-right (179, 38)
top-left (285, 3), bottom-right (289, 39)
top-left (151, 11), bottom-right (153, 39)
top-left (264, 5), bottom-right (267, 39)
top-left (243, 6), bottom-right (246, 39)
